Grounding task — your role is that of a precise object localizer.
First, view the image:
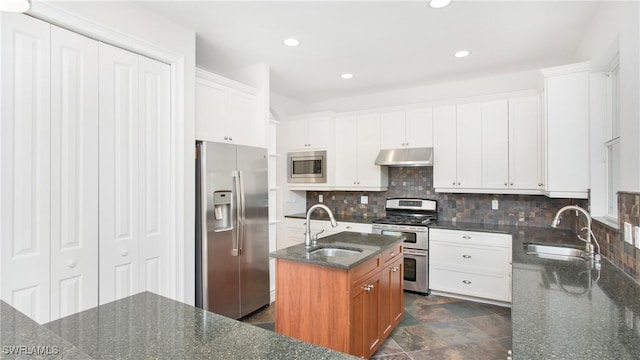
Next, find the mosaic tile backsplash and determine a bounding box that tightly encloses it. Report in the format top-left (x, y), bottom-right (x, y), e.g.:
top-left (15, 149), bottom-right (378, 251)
top-left (306, 167), bottom-right (584, 228)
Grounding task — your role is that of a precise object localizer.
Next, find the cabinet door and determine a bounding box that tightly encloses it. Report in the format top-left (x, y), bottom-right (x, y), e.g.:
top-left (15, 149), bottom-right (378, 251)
top-left (0, 12), bottom-right (51, 324)
top-left (307, 116), bottom-right (334, 149)
top-left (335, 116), bottom-right (359, 187)
top-left (195, 79), bottom-right (227, 143)
top-left (380, 257), bottom-right (403, 338)
top-left (285, 120), bottom-right (308, 151)
top-left (356, 114), bottom-right (382, 187)
top-left (228, 88), bottom-right (260, 147)
top-left (509, 96), bottom-right (541, 190)
top-left (50, 25), bottom-right (99, 321)
top-left (406, 107), bottom-right (433, 148)
top-left (433, 106), bottom-right (457, 188)
top-left (350, 273), bottom-right (381, 358)
top-left (380, 111), bottom-right (406, 149)
top-left (99, 43), bottom-right (141, 305)
top-left (138, 56), bottom-right (172, 298)
top-left (481, 100), bottom-right (509, 189)
top-left (456, 103), bottom-right (482, 189)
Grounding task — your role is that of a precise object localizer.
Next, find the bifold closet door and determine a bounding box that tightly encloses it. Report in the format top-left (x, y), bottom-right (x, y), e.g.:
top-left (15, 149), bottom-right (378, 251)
top-left (99, 43), bottom-right (171, 305)
top-left (49, 25), bottom-right (99, 321)
top-left (0, 13), bottom-right (51, 324)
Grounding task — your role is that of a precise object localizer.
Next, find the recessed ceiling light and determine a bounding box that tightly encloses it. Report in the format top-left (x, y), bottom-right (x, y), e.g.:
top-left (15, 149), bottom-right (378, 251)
top-left (454, 50), bottom-right (470, 58)
top-left (341, 73), bottom-right (354, 80)
top-left (0, 0), bottom-right (31, 12)
top-left (429, 0), bottom-right (451, 9)
top-left (283, 38), bottom-right (300, 47)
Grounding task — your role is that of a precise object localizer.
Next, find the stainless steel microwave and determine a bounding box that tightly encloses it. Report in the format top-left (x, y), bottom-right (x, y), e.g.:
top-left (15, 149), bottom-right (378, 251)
top-left (287, 150), bottom-right (327, 183)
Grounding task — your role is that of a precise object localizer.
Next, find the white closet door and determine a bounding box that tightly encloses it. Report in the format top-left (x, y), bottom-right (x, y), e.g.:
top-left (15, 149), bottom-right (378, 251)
top-left (99, 42), bottom-right (141, 305)
top-left (49, 25), bottom-right (99, 321)
top-left (137, 56), bottom-right (171, 297)
top-left (0, 13), bottom-right (51, 324)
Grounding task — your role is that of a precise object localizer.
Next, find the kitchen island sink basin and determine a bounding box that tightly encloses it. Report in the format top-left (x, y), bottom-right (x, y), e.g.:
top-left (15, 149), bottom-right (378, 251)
top-left (308, 247), bottom-right (362, 257)
top-left (524, 243), bottom-right (586, 262)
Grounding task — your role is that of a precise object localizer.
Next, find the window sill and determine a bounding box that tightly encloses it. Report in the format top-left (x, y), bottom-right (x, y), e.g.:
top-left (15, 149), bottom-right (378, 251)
top-left (593, 216), bottom-right (620, 231)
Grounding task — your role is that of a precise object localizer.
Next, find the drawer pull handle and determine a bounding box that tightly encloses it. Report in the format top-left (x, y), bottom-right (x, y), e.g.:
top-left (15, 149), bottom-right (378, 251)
top-left (462, 254), bottom-right (471, 259)
top-left (390, 252), bottom-right (395, 257)
top-left (346, 226), bottom-right (352, 229)
top-left (389, 266), bottom-right (399, 272)
top-left (462, 280), bottom-right (472, 285)
top-left (67, 260), bottom-right (77, 268)
top-left (462, 235), bottom-right (471, 239)
top-left (364, 284), bottom-right (375, 292)
top-left (120, 249), bottom-right (128, 257)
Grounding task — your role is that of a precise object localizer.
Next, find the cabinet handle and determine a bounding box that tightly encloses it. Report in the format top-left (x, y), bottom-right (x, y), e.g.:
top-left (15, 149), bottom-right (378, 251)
top-left (346, 226), bottom-right (352, 229)
top-left (510, 182), bottom-right (514, 186)
top-left (507, 350), bottom-right (513, 356)
top-left (389, 266), bottom-right (399, 272)
top-left (390, 252), bottom-right (395, 257)
top-left (121, 249), bottom-right (128, 257)
top-left (462, 254), bottom-right (471, 259)
top-left (364, 284), bottom-right (374, 292)
top-left (462, 235), bottom-right (471, 239)
top-left (462, 280), bottom-right (472, 285)
top-left (504, 182), bottom-right (508, 186)
top-left (224, 136), bottom-right (229, 140)
top-left (67, 260), bottom-right (77, 268)
top-left (452, 182), bottom-right (456, 185)
top-left (457, 182), bottom-right (461, 185)
top-left (538, 183), bottom-right (544, 187)
top-left (229, 137), bottom-right (233, 141)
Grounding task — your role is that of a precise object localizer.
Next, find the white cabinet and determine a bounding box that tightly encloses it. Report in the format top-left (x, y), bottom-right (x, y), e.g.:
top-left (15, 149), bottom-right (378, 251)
top-left (196, 69), bottom-right (263, 148)
top-left (286, 112), bottom-right (335, 151)
top-left (508, 95), bottom-right (543, 191)
top-left (481, 100), bottom-right (509, 189)
top-left (99, 43), bottom-right (171, 305)
top-left (335, 114), bottom-right (388, 190)
top-left (380, 108), bottom-right (433, 149)
top-left (541, 63), bottom-right (590, 198)
top-left (281, 218), bottom-right (372, 249)
top-left (1, 15), bottom-right (103, 323)
top-left (429, 228), bottom-right (512, 303)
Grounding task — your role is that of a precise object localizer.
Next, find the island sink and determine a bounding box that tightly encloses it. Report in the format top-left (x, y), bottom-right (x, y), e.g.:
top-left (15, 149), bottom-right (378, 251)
top-left (308, 247), bottom-right (363, 257)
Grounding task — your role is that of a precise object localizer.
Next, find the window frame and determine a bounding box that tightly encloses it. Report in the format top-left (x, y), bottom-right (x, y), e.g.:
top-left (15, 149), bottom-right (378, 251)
top-left (604, 58), bottom-right (620, 220)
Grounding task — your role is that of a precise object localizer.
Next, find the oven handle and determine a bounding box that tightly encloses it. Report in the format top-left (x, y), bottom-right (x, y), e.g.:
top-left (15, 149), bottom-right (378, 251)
top-left (372, 225), bottom-right (429, 233)
top-left (403, 248), bottom-right (427, 257)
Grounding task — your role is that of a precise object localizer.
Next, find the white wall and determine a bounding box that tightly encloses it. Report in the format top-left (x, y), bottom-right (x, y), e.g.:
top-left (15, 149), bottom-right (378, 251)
top-left (302, 69), bottom-right (542, 114)
top-left (30, 1), bottom-right (198, 304)
top-left (576, 1), bottom-right (640, 194)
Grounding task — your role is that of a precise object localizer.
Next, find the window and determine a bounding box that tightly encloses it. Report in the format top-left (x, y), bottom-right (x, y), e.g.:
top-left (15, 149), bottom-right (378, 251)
top-left (605, 60), bottom-right (620, 219)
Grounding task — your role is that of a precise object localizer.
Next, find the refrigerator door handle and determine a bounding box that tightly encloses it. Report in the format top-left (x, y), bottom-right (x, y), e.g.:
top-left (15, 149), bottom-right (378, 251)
top-left (239, 170), bottom-right (246, 255)
top-left (231, 170), bottom-right (241, 257)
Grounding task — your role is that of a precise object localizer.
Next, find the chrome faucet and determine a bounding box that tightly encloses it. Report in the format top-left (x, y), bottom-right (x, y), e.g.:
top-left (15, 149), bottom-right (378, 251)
top-left (304, 204), bottom-right (338, 248)
top-left (551, 205), bottom-right (601, 262)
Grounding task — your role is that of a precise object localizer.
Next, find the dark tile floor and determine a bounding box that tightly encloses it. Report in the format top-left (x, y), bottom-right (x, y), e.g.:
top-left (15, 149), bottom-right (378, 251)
top-left (241, 292), bottom-right (512, 360)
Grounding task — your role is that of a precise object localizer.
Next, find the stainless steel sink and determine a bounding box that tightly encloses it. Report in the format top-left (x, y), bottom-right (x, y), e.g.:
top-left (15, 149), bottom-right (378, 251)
top-left (309, 247), bottom-right (362, 257)
top-left (524, 243), bottom-right (586, 262)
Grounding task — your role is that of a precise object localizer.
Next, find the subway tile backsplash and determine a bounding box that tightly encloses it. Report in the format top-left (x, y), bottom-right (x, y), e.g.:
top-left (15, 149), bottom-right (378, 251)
top-left (306, 167), bottom-right (584, 228)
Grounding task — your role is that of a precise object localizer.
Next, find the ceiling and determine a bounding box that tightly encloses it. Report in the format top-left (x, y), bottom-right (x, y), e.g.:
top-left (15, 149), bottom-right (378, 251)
top-left (140, 1), bottom-right (601, 104)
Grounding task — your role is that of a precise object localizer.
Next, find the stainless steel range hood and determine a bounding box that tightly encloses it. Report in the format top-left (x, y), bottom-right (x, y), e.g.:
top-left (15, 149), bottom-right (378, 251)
top-left (375, 147), bottom-right (433, 167)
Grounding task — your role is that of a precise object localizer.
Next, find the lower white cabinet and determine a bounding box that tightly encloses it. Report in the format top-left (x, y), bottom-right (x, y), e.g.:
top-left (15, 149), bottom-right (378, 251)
top-left (281, 218), bottom-right (372, 249)
top-left (429, 228), bottom-right (512, 303)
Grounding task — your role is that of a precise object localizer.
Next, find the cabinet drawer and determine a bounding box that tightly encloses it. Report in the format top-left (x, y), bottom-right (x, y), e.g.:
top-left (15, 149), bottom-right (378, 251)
top-left (429, 267), bottom-right (511, 302)
top-left (381, 242), bottom-right (403, 264)
top-left (430, 241), bottom-right (510, 275)
top-left (429, 228), bottom-right (511, 248)
top-left (349, 256), bottom-right (380, 290)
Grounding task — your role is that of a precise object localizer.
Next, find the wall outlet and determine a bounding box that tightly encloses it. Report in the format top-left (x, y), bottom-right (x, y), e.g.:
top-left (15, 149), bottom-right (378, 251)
top-left (361, 195), bottom-right (368, 205)
top-left (318, 194), bottom-right (323, 203)
top-left (624, 222), bottom-right (633, 245)
top-left (491, 199), bottom-right (499, 210)
top-left (635, 226), bottom-right (640, 249)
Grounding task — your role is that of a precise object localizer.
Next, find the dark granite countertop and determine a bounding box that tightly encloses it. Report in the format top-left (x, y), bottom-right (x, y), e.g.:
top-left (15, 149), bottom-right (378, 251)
top-left (270, 232), bottom-right (403, 270)
top-left (285, 213), bottom-right (374, 224)
top-left (42, 292), bottom-right (356, 360)
top-left (432, 221), bottom-right (640, 359)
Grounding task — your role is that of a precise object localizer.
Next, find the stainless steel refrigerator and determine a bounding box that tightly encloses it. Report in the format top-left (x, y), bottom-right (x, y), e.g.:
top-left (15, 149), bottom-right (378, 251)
top-left (195, 141), bottom-right (270, 319)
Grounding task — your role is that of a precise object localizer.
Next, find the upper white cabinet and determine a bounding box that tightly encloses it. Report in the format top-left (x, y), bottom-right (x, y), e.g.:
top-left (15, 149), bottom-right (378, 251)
top-left (196, 68), bottom-right (263, 148)
top-left (286, 112), bottom-right (335, 151)
top-left (541, 62), bottom-right (590, 198)
top-left (508, 95), bottom-right (543, 191)
top-left (481, 100), bottom-right (510, 189)
top-left (335, 114), bottom-right (388, 190)
top-left (99, 43), bottom-right (172, 305)
top-left (380, 108), bottom-right (433, 149)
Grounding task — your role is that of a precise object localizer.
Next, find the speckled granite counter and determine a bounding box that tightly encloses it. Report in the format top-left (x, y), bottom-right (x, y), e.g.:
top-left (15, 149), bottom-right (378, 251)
top-left (0, 301), bottom-right (90, 359)
top-left (433, 221), bottom-right (640, 359)
top-left (285, 213), bottom-right (374, 224)
top-left (270, 231), bottom-right (403, 269)
top-left (41, 292), bottom-right (356, 360)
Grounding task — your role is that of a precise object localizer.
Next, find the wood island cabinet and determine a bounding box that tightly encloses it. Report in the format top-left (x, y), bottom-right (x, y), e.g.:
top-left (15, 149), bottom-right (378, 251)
top-left (275, 240), bottom-right (403, 358)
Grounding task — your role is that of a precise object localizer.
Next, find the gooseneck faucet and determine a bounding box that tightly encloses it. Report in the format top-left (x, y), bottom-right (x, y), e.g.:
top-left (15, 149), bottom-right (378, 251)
top-left (305, 204), bottom-right (338, 248)
top-left (551, 205), bottom-right (601, 262)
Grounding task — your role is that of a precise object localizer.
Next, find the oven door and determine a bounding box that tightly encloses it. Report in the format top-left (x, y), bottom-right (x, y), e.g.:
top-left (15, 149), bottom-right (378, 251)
top-left (402, 248), bottom-right (428, 294)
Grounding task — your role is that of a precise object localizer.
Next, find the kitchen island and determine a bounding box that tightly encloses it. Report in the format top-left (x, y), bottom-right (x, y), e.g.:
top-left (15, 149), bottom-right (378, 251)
top-left (1, 292), bottom-right (357, 359)
top-left (271, 232), bottom-right (405, 358)
top-left (433, 221), bottom-right (640, 360)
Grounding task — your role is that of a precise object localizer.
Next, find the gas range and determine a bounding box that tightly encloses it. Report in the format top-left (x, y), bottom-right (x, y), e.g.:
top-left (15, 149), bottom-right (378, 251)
top-left (372, 198), bottom-right (438, 228)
